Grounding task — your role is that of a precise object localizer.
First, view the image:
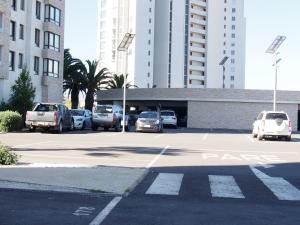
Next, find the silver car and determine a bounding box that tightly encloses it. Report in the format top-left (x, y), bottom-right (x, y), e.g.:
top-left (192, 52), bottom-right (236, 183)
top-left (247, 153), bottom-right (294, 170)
top-left (135, 111), bottom-right (163, 133)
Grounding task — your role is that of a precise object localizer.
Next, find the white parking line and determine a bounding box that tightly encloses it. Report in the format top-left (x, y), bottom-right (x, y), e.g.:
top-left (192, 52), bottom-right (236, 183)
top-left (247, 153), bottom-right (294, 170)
top-left (202, 133), bottom-right (208, 141)
top-left (146, 145), bottom-right (169, 168)
top-left (89, 196), bottom-right (122, 225)
top-left (12, 141), bottom-right (55, 149)
top-left (146, 173), bottom-right (184, 195)
top-left (250, 166), bottom-right (300, 201)
top-left (154, 134), bottom-right (165, 139)
top-left (209, 175), bottom-right (245, 199)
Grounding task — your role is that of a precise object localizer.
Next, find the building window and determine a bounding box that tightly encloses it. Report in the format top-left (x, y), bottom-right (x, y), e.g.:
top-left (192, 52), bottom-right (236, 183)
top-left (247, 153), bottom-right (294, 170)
top-left (35, 29), bottom-right (40, 47)
top-left (232, 25), bottom-right (236, 30)
top-left (149, 18), bottom-right (151, 23)
top-left (43, 58), bottom-right (59, 77)
top-left (147, 72), bottom-right (150, 77)
top-left (45, 4), bottom-right (61, 26)
top-left (148, 61), bottom-right (150, 67)
top-left (0, 12), bottom-right (3, 32)
top-left (36, 1), bottom-right (41, 19)
top-left (231, 58), bottom-right (235, 64)
top-left (18, 53), bottom-right (23, 69)
top-left (231, 33), bottom-right (235, 38)
top-left (19, 24), bottom-right (24, 40)
top-left (44, 31), bottom-right (60, 52)
top-left (10, 21), bottom-right (16, 41)
top-left (9, 51), bottom-right (15, 71)
top-left (148, 40), bottom-right (151, 45)
top-left (231, 43), bottom-right (235, 47)
top-left (12, 0), bottom-right (17, 11)
top-left (230, 76), bottom-right (235, 81)
top-left (232, 16), bottom-right (236, 21)
top-left (148, 50), bottom-right (151, 56)
top-left (231, 50), bottom-right (235, 55)
top-left (34, 56), bottom-right (39, 74)
top-left (20, 0), bottom-right (25, 10)
top-left (232, 8), bottom-right (236, 13)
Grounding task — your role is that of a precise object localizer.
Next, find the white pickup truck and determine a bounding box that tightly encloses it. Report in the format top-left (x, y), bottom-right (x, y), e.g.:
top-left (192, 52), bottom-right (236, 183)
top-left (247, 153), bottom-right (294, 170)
top-left (25, 103), bottom-right (73, 133)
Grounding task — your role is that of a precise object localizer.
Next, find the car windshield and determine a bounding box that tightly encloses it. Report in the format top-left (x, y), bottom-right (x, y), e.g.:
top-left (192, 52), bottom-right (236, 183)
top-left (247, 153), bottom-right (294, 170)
top-left (71, 110), bottom-right (85, 116)
top-left (95, 105), bottom-right (113, 113)
top-left (35, 104), bottom-right (58, 112)
top-left (161, 111), bottom-right (175, 116)
top-left (139, 112), bottom-right (158, 119)
top-left (266, 113), bottom-right (288, 120)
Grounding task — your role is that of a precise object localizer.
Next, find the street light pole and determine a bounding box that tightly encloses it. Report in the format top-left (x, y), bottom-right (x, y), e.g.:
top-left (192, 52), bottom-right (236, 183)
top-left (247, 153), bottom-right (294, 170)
top-left (117, 33), bottom-right (135, 133)
top-left (219, 56), bottom-right (229, 89)
top-left (266, 35), bottom-right (286, 112)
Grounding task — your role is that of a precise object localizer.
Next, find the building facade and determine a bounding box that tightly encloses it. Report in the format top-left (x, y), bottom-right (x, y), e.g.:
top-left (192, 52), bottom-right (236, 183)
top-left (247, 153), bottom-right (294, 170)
top-left (97, 0), bottom-right (246, 89)
top-left (0, 0), bottom-right (65, 103)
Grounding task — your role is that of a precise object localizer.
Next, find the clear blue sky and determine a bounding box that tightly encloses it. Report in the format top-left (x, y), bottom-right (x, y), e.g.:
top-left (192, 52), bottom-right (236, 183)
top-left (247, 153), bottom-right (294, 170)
top-left (65, 0), bottom-right (300, 91)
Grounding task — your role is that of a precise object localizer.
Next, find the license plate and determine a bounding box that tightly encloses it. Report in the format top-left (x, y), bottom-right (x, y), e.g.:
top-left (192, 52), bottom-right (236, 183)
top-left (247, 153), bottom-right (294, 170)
top-left (144, 125), bottom-right (151, 128)
top-left (99, 113), bottom-right (108, 117)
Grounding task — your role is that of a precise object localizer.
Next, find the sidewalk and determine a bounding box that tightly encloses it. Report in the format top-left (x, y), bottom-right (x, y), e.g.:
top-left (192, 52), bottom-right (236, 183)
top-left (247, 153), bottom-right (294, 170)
top-left (0, 164), bottom-right (147, 195)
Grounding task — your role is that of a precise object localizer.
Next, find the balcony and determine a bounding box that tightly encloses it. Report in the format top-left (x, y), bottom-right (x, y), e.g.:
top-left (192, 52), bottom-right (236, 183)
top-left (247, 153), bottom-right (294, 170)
top-left (190, 0), bottom-right (207, 8)
top-left (190, 46), bottom-right (206, 53)
top-left (190, 17), bottom-right (206, 26)
top-left (190, 8), bottom-right (206, 17)
top-left (189, 65), bottom-right (205, 72)
top-left (190, 27), bottom-right (206, 35)
top-left (189, 55), bottom-right (205, 62)
top-left (190, 37), bottom-right (206, 44)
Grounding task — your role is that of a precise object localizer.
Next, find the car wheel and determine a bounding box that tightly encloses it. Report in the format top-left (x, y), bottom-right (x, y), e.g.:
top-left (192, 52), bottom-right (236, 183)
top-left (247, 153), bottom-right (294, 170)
top-left (252, 130), bottom-right (257, 138)
top-left (69, 120), bottom-right (74, 131)
top-left (81, 121), bottom-right (86, 130)
top-left (257, 129), bottom-right (263, 141)
top-left (114, 121), bottom-right (121, 132)
top-left (57, 122), bottom-right (63, 134)
top-left (92, 124), bottom-right (98, 131)
top-left (29, 126), bottom-right (36, 132)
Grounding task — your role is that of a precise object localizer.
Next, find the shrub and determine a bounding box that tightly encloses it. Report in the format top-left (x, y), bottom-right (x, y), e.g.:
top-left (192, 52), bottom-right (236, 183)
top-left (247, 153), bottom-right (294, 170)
top-left (0, 111), bottom-right (23, 132)
top-left (0, 144), bottom-right (19, 165)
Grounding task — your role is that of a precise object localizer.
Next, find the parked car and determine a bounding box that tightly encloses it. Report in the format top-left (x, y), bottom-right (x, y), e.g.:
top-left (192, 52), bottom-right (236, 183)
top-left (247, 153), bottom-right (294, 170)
top-left (135, 111), bottom-right (163, 133)
top-left (252, 111), bottom-right (292, 141)
top-left (160, 110), bottom-right (177, 128)
top-left (92, 104), bottom-right (123, 131)
top-left (25, 103), bottom-right (73, 133)
top-left (70, 109), bottom-right (92, 130)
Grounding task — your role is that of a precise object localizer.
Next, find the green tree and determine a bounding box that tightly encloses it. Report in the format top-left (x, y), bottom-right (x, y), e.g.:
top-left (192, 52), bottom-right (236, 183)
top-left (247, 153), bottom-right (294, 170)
top-left (82, 60), bottom-right (110, 111)
top-left (107, 74), bottom-right (138, 89)
top-left (63, 49), bottom-right (85, 109)
top-left (9, 68), bottom-right (36, 118)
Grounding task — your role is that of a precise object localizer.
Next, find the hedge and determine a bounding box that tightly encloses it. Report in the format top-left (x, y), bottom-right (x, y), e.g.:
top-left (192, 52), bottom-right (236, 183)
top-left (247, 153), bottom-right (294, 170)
top-left (0, 143), bottom-right (19, 165)
top-left (0, 111), bottom-right (23, 132)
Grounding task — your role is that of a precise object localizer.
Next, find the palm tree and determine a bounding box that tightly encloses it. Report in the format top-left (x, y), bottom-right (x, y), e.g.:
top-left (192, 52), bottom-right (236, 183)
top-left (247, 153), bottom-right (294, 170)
top-left (63, 49), bottom-right (85, 109)
top-left (82, 60), bottom-right (110, 111)
top-left (107, 74), bottom-right (138, 89)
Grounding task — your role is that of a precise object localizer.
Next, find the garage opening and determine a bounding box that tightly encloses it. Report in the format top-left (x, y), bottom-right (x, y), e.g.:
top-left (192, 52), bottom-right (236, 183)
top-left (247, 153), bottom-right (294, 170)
top-left (298, 105), bottom-right (300, 131)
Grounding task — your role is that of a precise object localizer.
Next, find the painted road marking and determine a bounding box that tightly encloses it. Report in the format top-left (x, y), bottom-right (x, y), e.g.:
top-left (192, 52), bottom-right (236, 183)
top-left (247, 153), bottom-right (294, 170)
top-left (201, 153), bottom-right (287, 163)
top-left (73, 207), bottom-right (95, 216)
top-left (12, 141), bottom-right (55, 149)
top-left (209, 175), bottom-right (245, 199)
top-left (154, 134), bottom-right (165, 139)
top-left (202, 133), bottom-right (208, 141)
top-left (146, 145), bottom-right (169, 168)
top-left (250, 166), bottom-right (300, 201)
top-left (146, 173), bottom-right (184, 195)
top-left (89, 197), bottom-right (122, 225)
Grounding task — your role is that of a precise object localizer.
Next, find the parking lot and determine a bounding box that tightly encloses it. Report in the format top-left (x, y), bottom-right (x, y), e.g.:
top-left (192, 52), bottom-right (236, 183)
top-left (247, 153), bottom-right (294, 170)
top-left (1, 129), bottom-right (300, 225)
top-left (1, 128), bottom-right (300, 168)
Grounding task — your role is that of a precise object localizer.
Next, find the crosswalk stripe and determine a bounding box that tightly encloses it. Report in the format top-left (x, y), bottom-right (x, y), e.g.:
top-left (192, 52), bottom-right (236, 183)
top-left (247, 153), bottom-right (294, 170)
top-left (146, 173), bottom-right (184, 195)
top-left (209, 175), bottom-right (245, 199)
top-left (250, 167), bottom-right (300, 201)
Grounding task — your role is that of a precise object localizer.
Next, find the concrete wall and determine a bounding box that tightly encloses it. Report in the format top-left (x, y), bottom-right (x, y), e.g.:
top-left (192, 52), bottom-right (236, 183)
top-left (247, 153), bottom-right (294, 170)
top-left (188, 101), bottom-right (298, 131)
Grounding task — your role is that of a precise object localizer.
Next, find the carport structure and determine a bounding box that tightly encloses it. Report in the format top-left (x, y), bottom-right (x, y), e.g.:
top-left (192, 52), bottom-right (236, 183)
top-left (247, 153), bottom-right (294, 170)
top-left (96, 88), bottom-right (300, 131)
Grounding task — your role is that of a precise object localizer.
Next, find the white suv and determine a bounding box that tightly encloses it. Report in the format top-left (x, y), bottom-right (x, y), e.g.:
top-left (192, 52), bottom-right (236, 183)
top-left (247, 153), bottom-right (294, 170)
top-left (252, 111), bottom-right (292, 141)
top-left (160, 110), bottom-right (177, 128)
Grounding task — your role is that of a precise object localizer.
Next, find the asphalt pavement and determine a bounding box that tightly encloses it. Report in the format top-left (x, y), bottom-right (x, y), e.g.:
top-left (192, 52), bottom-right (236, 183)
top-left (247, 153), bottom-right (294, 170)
top-left (0, 129), bottom-right (299, 225)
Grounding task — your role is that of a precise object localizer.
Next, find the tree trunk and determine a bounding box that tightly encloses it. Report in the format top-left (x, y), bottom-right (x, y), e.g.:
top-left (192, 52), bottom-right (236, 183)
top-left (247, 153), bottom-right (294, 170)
top-left (85, 89), bottom-right (94, 111)
top-left (71, 86), bottom-right (79, 109)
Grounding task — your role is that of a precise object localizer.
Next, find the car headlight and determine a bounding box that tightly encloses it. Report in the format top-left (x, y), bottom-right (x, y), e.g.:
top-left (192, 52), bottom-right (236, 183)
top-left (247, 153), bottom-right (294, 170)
top-left (154, 120), bottom-right (160, 125)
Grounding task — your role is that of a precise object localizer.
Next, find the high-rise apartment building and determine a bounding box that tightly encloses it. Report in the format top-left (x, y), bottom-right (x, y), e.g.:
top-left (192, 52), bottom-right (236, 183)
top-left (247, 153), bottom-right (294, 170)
top-left (97, 0), bottom-right (246, 89)
top-left (0, 0), bottom-right (65, 103)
